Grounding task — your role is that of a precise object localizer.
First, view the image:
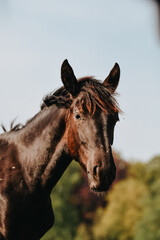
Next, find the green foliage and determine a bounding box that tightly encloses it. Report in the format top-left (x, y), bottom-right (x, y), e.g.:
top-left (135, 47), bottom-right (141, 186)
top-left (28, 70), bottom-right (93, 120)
top-left (134, 156), bottom-right (160, 240)
top-left (40, 154), bottom-right (160, 240)
top-left (41, 161), bottom-right (81, 240)
top-left (75, 224), bottom-right (92, 240)
top-left (92, 155), bottom-right (160, 240)
top-left (93, 178), bottom-right (147, 240)
top-left (134, 181), bottom-right (160, 240)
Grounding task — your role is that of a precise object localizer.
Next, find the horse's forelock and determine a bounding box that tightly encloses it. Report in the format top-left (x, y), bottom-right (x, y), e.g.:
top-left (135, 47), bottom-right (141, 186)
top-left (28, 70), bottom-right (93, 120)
top-left (78, 78), bottom-right (121, 115)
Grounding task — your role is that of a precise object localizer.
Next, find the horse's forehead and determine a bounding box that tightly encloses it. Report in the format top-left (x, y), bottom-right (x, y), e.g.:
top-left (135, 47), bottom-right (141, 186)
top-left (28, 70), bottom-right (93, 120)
top-left (84, 111), bottom-right (108, 130)
top-left (73, 94), bottom-right (86, 107)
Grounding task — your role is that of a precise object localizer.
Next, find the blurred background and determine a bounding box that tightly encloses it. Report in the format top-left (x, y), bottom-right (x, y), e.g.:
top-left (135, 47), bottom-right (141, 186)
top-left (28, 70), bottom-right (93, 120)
top-left (0, 0), bottom-right (160, 239)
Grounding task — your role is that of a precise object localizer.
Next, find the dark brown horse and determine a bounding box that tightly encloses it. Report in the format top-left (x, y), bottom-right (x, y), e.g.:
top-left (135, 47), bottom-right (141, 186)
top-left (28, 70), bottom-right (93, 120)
top-left (0, 60), bottom-right (121, 240)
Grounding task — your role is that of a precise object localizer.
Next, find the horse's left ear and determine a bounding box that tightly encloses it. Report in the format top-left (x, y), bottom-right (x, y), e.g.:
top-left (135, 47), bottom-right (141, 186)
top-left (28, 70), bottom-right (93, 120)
top-left (103, 63), bottom-right (120, 93)
top-left (61, 59), bottom-right (79, 96)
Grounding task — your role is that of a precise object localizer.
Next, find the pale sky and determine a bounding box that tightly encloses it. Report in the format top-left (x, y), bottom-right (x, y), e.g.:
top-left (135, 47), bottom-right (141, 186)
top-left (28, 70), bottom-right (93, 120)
top-left (0, 0), bottom-right (160, 161)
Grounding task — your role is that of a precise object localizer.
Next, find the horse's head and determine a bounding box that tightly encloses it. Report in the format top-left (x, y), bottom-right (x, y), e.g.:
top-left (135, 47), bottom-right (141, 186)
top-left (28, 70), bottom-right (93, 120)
top-left (61, 60), bottom-right (120, 193)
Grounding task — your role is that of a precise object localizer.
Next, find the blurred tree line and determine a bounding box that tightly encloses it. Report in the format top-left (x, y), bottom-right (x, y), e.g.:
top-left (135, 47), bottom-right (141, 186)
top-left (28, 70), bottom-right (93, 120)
top-left (41, 154), bottom-right (160, 240)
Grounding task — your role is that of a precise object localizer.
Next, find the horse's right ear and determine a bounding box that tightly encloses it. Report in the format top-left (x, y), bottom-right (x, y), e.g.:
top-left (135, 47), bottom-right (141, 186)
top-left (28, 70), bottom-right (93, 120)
top-left (103, 63), bottom-right (120, 93)
top-left (61, 59), bottom-right (79, 96)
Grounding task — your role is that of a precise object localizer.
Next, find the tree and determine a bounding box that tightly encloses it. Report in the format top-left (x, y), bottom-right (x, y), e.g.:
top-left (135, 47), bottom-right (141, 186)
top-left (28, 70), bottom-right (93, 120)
top-left (41, 152), bottom-right (129, 240)
top-left (93, 178), bottom-right (147, 240)
top-left (41, 161), bottom-right (81, 240)
top-left (134, 180), bottom-right (160, 240)
top-left (134, 156), bottom-right (160, 240)
top-left (92, 155), bottom-right (160, 240)
top-left (41, 154), bottom-right (160, 240)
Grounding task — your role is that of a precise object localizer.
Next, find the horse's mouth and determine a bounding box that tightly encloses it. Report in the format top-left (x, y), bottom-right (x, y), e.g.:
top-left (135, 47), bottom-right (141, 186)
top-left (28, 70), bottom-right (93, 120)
top-left (89, 173), bottom-right (116, 194)
top-left (87, 167), bottom-right (116, 194)
top-left (90, 185), bottom-right (109, 196)
top-left (90, 181), bottom-right (110, 194)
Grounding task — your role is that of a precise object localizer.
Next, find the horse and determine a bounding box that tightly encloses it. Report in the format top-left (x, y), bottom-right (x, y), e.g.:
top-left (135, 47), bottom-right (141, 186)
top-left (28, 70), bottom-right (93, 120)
top-left (0, 59), bottom-right (121, 240)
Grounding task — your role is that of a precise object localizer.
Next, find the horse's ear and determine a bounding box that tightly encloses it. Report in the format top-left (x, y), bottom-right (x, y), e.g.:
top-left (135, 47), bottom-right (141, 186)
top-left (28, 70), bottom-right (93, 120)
top-left (61, 59), bottom-right (79, 96)
top-left (103, 63), bottom-right (120, 93)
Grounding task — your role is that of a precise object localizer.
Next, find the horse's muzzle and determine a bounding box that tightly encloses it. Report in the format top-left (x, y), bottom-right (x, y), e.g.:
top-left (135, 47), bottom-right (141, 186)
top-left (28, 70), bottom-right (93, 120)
top-left (88, 161), bottom-right (116, 192)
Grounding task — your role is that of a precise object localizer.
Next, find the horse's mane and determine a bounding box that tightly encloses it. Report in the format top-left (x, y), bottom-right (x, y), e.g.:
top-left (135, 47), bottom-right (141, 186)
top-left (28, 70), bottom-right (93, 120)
top-left (1, 77), bottom-right (121, 133)
top-left (1, 119), bottom-right (23, 133)
top-left (41, 77), bottom-right (121, 115)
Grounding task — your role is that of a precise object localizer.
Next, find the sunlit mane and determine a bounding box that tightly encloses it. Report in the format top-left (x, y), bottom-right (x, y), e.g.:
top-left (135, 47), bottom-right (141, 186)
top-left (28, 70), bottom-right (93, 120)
top-left (41, 77), bottom-right (121, 114)
top-left (1, 77), bottom-right (121, 133)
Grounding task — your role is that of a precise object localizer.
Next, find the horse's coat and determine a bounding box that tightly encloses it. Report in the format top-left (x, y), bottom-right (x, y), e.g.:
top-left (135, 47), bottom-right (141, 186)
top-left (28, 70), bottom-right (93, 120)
top-left (0, 60), bottom-right (121, 239)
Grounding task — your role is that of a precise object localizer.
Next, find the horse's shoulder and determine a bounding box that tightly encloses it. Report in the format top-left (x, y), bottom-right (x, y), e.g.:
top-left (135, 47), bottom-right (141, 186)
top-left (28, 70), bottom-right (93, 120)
top-left (0, 137), bottom-right (17, 159)
top-left (0, 137), bottom-right (20, 183)
top-left (0, 138), bottom-right (9, 165)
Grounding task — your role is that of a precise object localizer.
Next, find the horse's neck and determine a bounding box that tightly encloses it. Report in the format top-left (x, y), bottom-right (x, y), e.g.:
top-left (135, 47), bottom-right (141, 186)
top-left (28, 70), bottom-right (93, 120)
top-left (18, 106), bottom-right (71, 193)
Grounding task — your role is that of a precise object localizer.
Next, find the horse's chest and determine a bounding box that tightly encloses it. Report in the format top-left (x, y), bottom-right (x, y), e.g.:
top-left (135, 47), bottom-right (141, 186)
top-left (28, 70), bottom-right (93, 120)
top-left (0, 173), bottom-right (27, 239)
top-left (0, 194), bottom-right (54, 240)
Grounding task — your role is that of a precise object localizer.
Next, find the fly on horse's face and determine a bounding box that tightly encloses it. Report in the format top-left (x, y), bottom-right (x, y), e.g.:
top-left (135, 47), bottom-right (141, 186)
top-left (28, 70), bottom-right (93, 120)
top-left (61, 60), bottom-right (120, 193)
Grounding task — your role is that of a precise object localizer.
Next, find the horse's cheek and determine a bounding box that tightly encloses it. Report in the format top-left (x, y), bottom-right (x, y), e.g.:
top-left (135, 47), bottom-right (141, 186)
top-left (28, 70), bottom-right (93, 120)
top-left (67, 126), bottom-right (79, 159)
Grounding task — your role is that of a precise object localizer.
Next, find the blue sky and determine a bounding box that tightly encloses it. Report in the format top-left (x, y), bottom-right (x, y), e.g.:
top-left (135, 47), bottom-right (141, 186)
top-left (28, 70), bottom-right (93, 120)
top-left (0, 0), bottom-right (160, 161)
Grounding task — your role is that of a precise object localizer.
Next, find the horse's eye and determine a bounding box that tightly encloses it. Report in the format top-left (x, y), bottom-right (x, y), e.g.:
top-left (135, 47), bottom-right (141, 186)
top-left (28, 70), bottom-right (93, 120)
top-left (75, 114), bottom-right (81, 120)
